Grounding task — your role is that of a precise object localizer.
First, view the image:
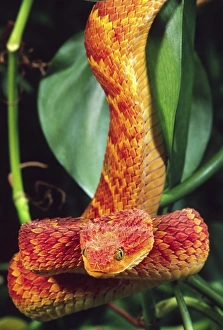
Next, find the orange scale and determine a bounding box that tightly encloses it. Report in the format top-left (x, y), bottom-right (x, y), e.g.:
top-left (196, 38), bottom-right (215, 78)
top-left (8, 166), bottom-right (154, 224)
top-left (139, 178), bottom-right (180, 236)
top-left (154, 238), bottom-right (164, 245)
top-left (29, 239), bottom-right (39, 246)
top-left (169, 219), bottom-right (179, 227)
top-left (168, 254), bottom-right (178, 262)
top-left (184, 227), bottom-right (194, 235)
top-left (194, 225), bottom-right (203, 233)
top-left (47, 291), bottom-right (58, 300)
top-left (187, 247), bottom-right (196, 255)
top-left (185, 220), bottom-right (195, 227)
top-left (31, 275), bottom-right (47, 286)
top-left (23, 280), bottom-right (33, 291)
top-left (194, 217), bottom-right (202, 225)
top-left (178, 254), bottom-right (188, 261)
top-left (188, 232), bottom-right (199, 242)
top-left (166, 227), bottom-right (178, 235)
top-left (200, 231), bottom-right (208, 241)
top-left (22, 290), bottom-right (31, 299)
top-left (175, 248), bottom-right (186, 256)
top-left (153, 255), bottom-right (167, 264)
top-left (36, 250), bottom-right (48, 258)
top-left (12, 283), bottom-right (21, 293)
top-left (182, 240), bottom-right (193, 248)
top-left (175, 232), bottom-right (188, 242)
top-left (39, 289), bottom-right (51, 299)
top-left (163, 235), bottom-right (175, 243)
top-left (52, 243), bottom-right (63, 250)
top-left (186, 255), bottom-right (196, 263)
top-left (31, 227), bottom-right (44, 234)
top-left (15, 273), bottom-right (25, 285)
top-left (158, 242), bottom-right (169, 251)
top-left (36, 232), bottom-right (49, 240)
top-left (156, 231), bottom-right (167, 239)
top-left (147, 249), bottom-right (160, 259)
top-left (16, 286), bottom-right (25, 296)
top-left (161, 249), bottom-right (173, 257)
top-left (53, 232), bottom-right (63, 239)
top-left (40, 297), bottom-right (53, 306)
top-left (30, 285), bottom-right (42, 295)
top-left (158, 223), bottom-right (168, 231)
top-left (193, 240), bottom-right (202, 248)
top-left (178, 223), bottom-right (188, 231)
top-left (49, 283), bottom-right (61, 293)
top-left (110, 12), bottom-right (119, 21)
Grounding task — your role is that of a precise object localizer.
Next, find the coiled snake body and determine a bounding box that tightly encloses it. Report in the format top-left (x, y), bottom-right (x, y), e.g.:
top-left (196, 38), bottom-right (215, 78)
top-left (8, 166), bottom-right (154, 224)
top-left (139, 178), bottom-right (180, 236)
top-left (8, 0), bottom-right (209, 321)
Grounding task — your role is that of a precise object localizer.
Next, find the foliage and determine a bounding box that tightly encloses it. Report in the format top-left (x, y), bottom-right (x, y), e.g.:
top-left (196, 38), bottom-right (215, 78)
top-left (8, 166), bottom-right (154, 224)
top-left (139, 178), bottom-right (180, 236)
top-left (0, 0), bottom-right (223, 329)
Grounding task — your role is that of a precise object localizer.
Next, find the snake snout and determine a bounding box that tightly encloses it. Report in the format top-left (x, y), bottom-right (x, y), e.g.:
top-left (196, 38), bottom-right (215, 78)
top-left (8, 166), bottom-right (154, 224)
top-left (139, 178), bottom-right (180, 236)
top-left (79, 209), bottom-right (154, 278)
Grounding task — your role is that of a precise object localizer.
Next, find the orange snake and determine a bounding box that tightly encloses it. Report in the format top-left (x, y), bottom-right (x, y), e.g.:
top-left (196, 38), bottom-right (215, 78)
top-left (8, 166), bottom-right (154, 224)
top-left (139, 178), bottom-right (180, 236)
top-left (7, 0), bottom-right (209, 322)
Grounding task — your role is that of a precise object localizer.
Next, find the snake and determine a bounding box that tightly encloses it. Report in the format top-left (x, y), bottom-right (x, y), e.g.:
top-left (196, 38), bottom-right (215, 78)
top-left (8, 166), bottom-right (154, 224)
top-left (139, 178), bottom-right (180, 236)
top-left (7, 0), bottom-right (209, 322)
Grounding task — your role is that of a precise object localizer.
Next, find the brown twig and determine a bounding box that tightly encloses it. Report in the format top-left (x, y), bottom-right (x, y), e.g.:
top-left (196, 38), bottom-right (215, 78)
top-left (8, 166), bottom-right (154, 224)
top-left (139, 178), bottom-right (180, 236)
top-left (107, 302), bottom-right (146, 329)
top-left (8, 161), bottom-right (66, 211)
top-left (30, 180), bottom-right (66, 211)
top-left (8, 161), bottom-right (48, 186)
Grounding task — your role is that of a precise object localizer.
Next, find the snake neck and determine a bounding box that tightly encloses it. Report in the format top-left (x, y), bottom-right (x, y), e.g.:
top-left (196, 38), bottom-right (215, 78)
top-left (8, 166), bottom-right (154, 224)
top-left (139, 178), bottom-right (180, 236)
top-left (84, 0), bottom-right (167, 218)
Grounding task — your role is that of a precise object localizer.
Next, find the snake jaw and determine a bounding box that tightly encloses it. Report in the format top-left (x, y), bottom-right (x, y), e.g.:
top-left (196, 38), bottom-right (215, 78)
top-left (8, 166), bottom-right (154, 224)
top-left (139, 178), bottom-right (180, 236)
top-left (80, 209), bottom-right (154, 278)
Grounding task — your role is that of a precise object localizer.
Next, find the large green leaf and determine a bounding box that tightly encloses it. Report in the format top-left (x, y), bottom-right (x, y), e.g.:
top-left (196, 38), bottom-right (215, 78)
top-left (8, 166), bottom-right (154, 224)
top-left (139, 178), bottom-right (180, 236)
top-left (38, 33), bottom-right (109, 197)
top-left (181, 54), bottom-right (212, 181)
top-left (148, 0), bottom-right (197, 187)
top-left (38, 1), bottom-right (211, 200)
top-left (147, 0), bottom-right (183, 156)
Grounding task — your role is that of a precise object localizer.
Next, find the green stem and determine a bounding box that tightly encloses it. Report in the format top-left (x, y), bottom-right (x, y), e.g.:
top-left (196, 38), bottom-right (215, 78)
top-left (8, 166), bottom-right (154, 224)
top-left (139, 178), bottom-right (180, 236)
top-left (156, 296), bottom-right (223, 328)
top-left (7, 52), bottom-right (30, 224)
top-left (7, 0), bottom-right (34, 52)
top-left (173, 283), bottom-right (194, 330)
top-left (140, 291), bottom-right (158, 329)
top-left (160, 147), bottom-right (223, 207)
top-left (7, 0), bottom-right (34, 223)
top-left (185, 275), bottom-right (223, 310)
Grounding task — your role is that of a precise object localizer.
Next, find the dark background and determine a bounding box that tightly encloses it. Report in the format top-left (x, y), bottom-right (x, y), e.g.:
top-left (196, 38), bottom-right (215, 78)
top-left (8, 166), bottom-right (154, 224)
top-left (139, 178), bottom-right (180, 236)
top-left (0, 0), bottom-right (222, 329)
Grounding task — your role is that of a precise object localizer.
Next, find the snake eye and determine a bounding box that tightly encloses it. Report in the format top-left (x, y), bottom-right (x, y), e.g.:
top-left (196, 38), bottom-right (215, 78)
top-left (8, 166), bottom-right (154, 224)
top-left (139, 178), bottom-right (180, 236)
top-left (115, 247), bottom-right (124, 261)
top-left (82, 248), bottom-right (87, 258)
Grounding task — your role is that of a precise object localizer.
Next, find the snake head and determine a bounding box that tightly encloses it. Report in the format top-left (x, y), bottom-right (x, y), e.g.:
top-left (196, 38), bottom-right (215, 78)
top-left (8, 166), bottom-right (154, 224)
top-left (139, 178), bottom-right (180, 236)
top-left (80, 209), bottom-right (154, 278)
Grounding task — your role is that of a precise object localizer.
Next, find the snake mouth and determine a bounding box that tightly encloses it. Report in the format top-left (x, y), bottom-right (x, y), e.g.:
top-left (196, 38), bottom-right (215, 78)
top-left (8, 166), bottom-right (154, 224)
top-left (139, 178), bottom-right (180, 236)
top-left (82, 245), bottom-right (153, 279)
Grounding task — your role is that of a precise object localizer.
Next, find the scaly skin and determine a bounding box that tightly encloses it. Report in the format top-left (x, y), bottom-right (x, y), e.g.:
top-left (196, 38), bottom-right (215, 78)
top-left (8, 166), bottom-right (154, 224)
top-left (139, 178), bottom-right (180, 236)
top-left (8, 209), bottom-right (209, 321)
top-left (7, 0), bottom-right (209, 322)
top-left (83, 0), bottom-right (166, 218)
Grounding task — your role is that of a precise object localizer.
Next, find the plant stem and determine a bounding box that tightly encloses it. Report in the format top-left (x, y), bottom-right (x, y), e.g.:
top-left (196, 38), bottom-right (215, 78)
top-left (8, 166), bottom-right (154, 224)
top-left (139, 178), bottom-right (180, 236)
top-left (6, 0), bottom-right (34, 223)
top-left (7, 0), bottom-right (34, 52)
top-left (160, 147), bottom-right (223, 207)
top-left (173, 283), bottom-right (194, 330)
top-left (7, 52), bottom-right (30, 224)
top-left (156, 295), bottom-right (223, 328)
top-left (185, 275), bottom-right (223, 310)
top-left (140, 291), bottom-right (158, 329)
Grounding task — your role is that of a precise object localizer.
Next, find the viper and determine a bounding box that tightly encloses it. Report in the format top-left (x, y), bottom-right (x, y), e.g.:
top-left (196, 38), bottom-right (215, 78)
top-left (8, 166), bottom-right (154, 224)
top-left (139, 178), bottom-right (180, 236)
top-left (8, 0), bottom-right (209, 322)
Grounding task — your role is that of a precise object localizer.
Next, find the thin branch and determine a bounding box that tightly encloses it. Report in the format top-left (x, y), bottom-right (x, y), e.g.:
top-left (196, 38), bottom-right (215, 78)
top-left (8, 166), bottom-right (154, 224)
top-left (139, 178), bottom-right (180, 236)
top-left (107, 302), bottom-right (146, 328)
top-left (160, 147), bottom-right (223, 208)
top-left (173, 283), bottom-right (194, 330)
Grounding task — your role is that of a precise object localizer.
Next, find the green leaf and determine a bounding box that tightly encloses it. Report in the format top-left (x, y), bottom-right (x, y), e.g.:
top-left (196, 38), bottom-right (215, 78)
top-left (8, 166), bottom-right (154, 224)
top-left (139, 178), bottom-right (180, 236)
top-left (0, 316), bottom-right (28, 330)
top-left (181, 54), bottom-right (213, 181)
top-left (148, 0), bottom-right (197, 187)
top-left (38, 33), bottom-right (109, 197)
top-left (147, 0), bottom-right (182, 156)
